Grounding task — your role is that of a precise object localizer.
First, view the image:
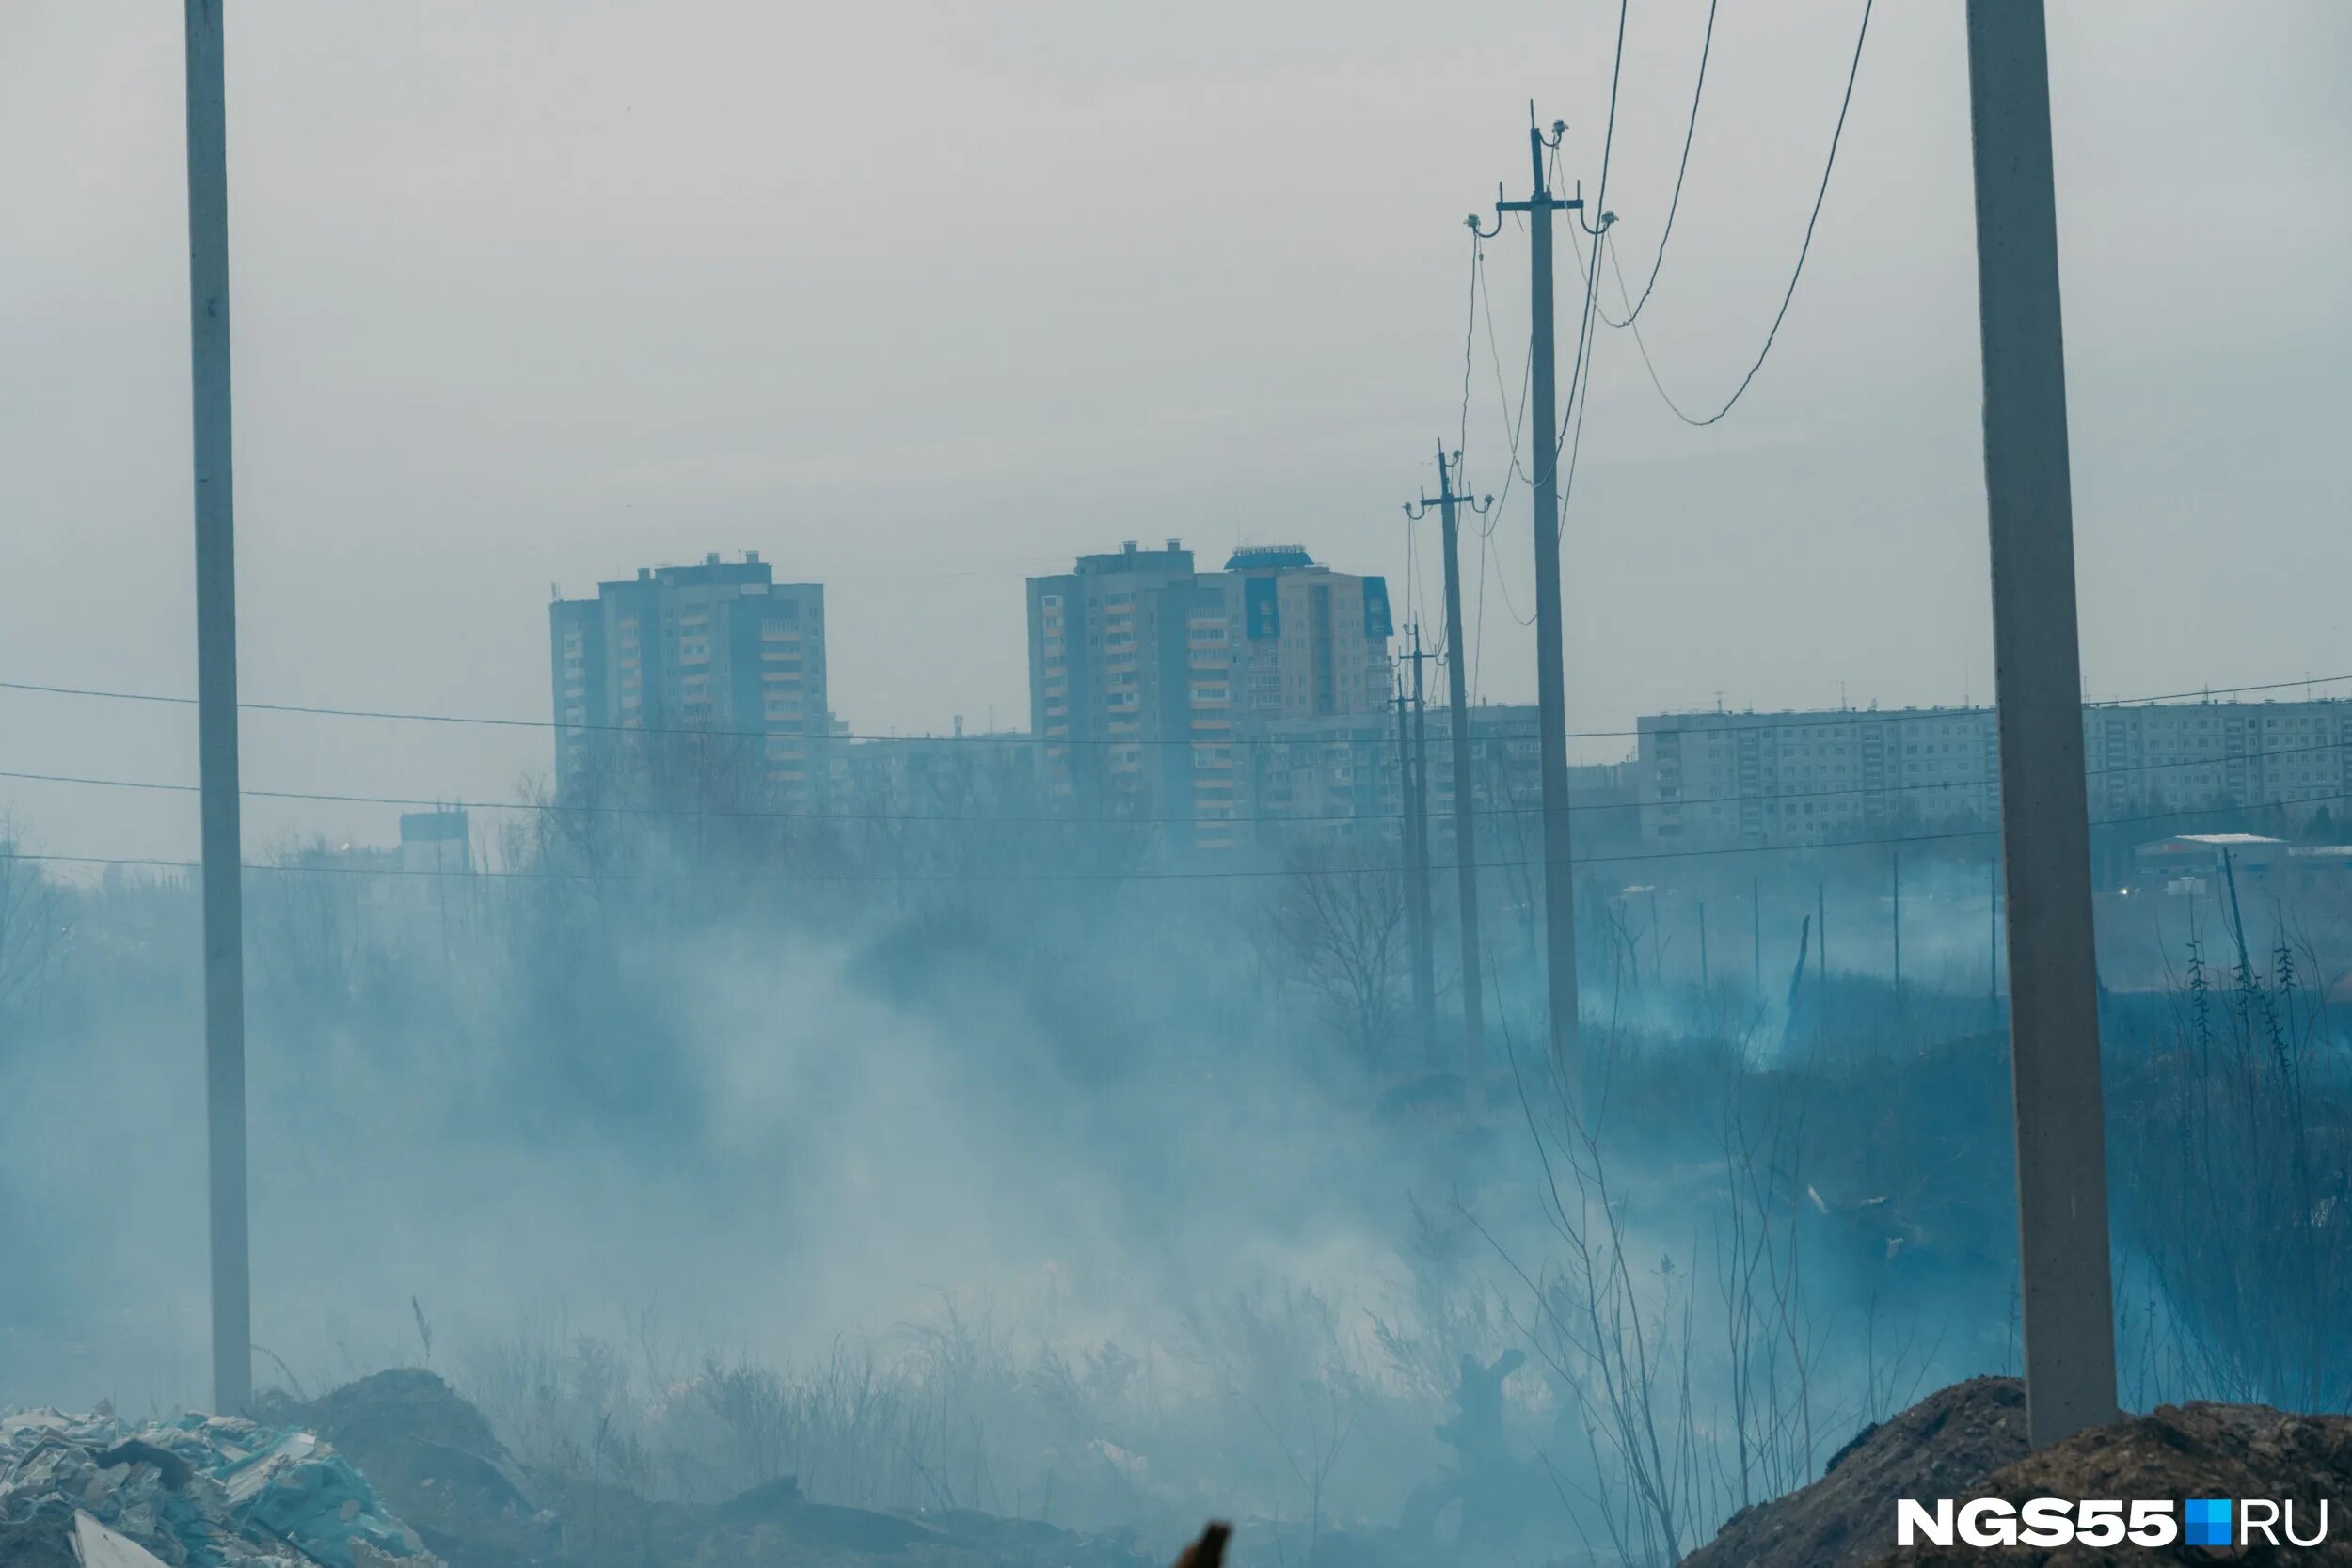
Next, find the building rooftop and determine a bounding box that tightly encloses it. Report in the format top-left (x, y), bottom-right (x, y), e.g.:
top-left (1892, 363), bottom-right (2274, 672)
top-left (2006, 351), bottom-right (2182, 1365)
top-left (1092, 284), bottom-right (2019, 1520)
top-left (400, 810), bottom-right (469, 844)
top-left (1225, 545), bottom-right (1317, 571)
top-left (1070, 539), bottom-right (1194, 575)
top-left (2166, 832), bottom-right (2288, 847)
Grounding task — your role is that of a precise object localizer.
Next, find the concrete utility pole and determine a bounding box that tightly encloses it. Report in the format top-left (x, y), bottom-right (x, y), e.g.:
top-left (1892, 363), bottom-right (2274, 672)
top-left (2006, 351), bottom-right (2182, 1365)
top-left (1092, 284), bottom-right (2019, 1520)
top-left (1989, 850), bottom-right (2001, 1004)
top-left (184, 0), bottom-right (252, 1416)
top-left (1406, 449), bottom-right (1494, 1087)
top-left (1965, 0), bottom-right (2118, 1449)
top-left (1484, 120), bottom-right (1585, 1092)
top-left (1403, 630), bottom-right (1441, 1066)
top-left (1395, 676), bottom-right (1436, 1063)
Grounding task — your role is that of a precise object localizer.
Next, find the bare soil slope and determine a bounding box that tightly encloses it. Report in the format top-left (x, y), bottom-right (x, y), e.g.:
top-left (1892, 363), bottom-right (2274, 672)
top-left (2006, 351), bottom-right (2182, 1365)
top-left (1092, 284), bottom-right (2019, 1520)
top-left (1684, 1377), bottom-right (2029, 1568)
top-left (1685, 1377), bottom-right (2352, 1568)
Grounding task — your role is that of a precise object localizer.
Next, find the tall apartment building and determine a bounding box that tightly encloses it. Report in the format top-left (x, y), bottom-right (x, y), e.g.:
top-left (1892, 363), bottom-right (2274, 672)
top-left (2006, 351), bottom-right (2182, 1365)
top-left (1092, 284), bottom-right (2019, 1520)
top-left (1636, 697), bottom-right (2352, 848)
top-left (550, 552), bottom-right (830, 808)
top-left (1219, 546), bottom-right (1394, 721)
top-left (1025, 540), bottom-right (1391, 850)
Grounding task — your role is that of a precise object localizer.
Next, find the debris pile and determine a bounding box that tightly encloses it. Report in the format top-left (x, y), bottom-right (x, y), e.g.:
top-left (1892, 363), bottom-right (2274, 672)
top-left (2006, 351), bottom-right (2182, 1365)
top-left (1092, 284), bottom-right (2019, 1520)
top-left (7, 1371), bottom-right (1177, 1568)
top-left (1683, 1377), bottom-right (2029, 1568)
top-left (1877, 1399), bottom-right (2352, 1566)
top-left (263, 1370), bottom-right (1159, 1568)
top-left (256, 1373), bottom-right (547, 1568)
top-left (1684, 1375), bottom-right (2352, 1567)
top-left (0, 1407), bottom-right (437, 1568)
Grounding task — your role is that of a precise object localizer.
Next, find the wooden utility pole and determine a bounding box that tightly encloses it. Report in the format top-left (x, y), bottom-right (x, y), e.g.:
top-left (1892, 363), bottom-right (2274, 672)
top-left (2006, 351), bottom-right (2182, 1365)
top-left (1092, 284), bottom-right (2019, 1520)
top-left (1406, 449), bottom-right (1494, 1086)
top-left (1483, 120), bottom-right (1585, 1093)
top-left (1966, 0), bottom-right (2118, 1449)
top-left (184, 0), bottom-right (252, 1416)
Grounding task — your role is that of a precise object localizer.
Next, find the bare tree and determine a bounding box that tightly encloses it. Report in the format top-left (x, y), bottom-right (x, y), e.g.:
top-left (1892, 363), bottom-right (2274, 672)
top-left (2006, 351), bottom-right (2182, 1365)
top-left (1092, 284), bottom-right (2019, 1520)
top-left (0, 812), bottom-right (71, 1029)
top-left (1272, 837), bottom-right (1406, 1065)
top-left (249, 836), bottom-right (370, 1006)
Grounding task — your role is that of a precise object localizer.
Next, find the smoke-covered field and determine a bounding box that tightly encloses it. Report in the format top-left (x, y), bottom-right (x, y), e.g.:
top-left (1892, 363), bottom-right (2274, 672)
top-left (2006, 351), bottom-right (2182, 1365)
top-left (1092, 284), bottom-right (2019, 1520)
top-left (4, 800), bottom-right (2347, 1563)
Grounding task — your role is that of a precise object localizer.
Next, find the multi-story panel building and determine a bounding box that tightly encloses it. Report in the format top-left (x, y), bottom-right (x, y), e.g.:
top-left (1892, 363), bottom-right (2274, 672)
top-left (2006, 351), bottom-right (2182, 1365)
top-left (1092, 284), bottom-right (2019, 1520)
top-left (1218, 546), bottom-right (1394, 723)
top-left (549, 552), bottom-right (830, 809)
top-left (1634, 698), bottom-right (2352, 847)
top-left (397, 810), bottom-right (470, 876)
top-left (838, 726), bottom-right (1041, 818)
top-left (1248, 701), bottom-right (1637, 851)
top-left (1025, 540), bottom-right (1213, 839)
top-left (1025, 540), bottom-right (1393, 852)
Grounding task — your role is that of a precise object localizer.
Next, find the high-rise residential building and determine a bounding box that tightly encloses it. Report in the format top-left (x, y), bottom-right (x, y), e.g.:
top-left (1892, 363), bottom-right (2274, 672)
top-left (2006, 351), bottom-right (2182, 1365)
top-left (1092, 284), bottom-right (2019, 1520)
top-left (1025, 540), bottom-right (1222, 839)
top-left (1024, 540), bottom-right (1392, 850)
top-left (1217, 546), bottom-right (1394, 723)
top-left (549, 552), bottom-right (830, 809)
top-left (1634, 697), bottom-right (2352, 848)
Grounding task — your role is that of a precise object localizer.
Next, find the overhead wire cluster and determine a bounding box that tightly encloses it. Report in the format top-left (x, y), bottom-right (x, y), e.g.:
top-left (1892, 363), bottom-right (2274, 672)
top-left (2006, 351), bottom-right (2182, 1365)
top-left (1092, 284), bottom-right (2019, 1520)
top-left (1593, 0), bottom-right (1877, 427)
top-left (11, 784), bottom-right (2352, 890)
top-left (5, 673), bottom-right (2349, 881)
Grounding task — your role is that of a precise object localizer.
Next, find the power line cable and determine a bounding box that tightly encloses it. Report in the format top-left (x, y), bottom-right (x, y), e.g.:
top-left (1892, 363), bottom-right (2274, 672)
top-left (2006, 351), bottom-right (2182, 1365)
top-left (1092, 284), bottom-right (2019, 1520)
top-left (1607, 0), bottom-right (1873, 427)
top-left (1557, 225), bottom-right (1608, 520)
top-left (1474, 238), bottom-right (1534, 508)
top-left (13, 787), bottom-right (2350, 888)
top-left (1457, 229), bottom-right (1481, 473)
top-left (9, 733), bottom-right (2346, 834)
top-left (1597, 0), bottom-right (1719, 329)
top-left (6, 673), bottom-right (2349, 751)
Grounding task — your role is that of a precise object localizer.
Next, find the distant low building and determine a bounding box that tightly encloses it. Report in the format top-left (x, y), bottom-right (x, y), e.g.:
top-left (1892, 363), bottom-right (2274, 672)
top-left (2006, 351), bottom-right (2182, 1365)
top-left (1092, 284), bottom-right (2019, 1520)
top-left (2133, 832), bottom-right (2288, 890)
top-left (1247, 701), bottom-right (1636, 851)
top-left (1636, 697), bottom-right (2352, 849)
top-left (399, 810), bottom-right (469, 876)
top-left (839, 728), bottom-right (1041, 818)
top-left (2289, 845), bottom-right (2352, 892)
top-left (2134, 833), bottom-right (2352, 897)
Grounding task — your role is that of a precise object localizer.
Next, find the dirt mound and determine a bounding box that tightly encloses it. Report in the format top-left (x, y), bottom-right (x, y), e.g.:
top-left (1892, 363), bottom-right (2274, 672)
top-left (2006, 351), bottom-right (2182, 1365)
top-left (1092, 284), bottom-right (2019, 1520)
top-left (270, 1370), bottom-right (1158, 1568)
top-left (278, 1371), bottom-right (516, 1484)
top-left (265, 1371), bottom-right (544, 1568)
top-left (1685, 1379), bottom-right (2352, 1568)
top-left (1878, 1401), bottom-right (2352, 1565)
top-left (1684, 1378), bottom-right (2029, 1568)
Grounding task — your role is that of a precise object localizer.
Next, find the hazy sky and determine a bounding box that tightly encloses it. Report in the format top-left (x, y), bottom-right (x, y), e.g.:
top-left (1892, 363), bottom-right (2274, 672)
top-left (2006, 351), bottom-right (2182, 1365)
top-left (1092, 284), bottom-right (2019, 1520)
top-left (4, 0), bottom-right (2348, 863)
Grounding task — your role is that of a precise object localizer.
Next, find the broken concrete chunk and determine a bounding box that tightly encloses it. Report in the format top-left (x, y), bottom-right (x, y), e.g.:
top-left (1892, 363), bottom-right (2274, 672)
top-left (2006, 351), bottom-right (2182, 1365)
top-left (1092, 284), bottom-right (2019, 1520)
top-left (71, 1513), bottom-right (171, 1568)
